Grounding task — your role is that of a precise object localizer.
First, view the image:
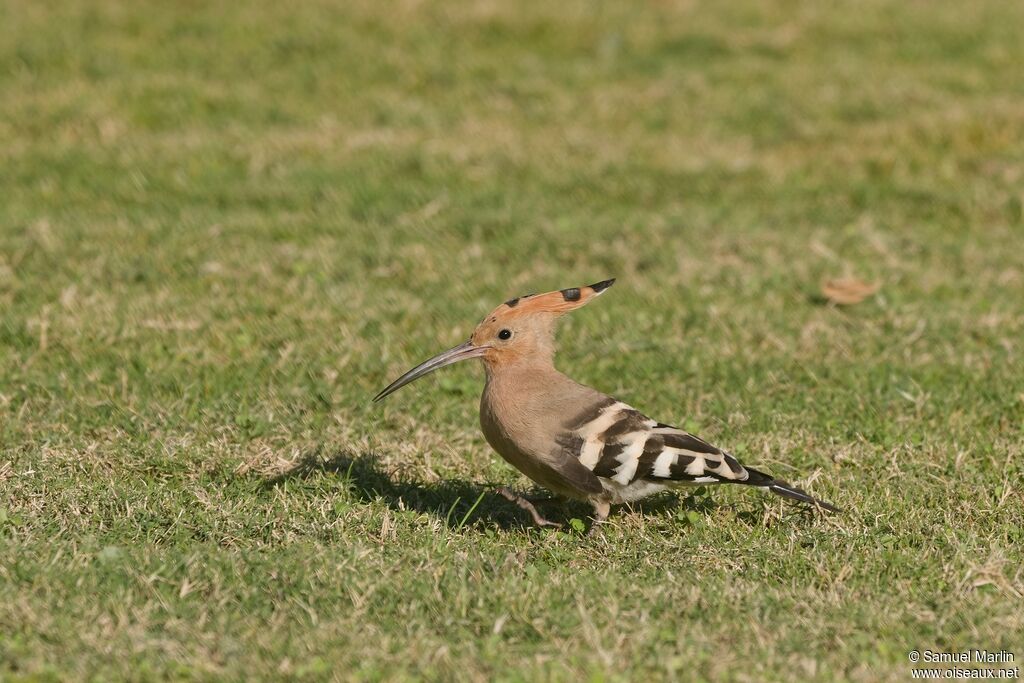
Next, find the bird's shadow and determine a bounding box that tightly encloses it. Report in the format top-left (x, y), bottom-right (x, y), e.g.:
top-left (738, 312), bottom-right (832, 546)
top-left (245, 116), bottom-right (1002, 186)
top-left (260, 450), bottom-right (711, 533)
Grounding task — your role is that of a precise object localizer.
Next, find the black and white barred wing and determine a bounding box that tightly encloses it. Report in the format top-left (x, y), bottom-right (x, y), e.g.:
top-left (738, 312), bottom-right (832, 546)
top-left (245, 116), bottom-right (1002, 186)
top-left (559, 398), bottom-right (751, 487)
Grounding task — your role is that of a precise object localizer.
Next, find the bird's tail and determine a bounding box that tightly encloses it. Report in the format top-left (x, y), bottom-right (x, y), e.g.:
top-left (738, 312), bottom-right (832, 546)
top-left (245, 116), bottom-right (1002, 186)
top-left (743, 467), bottom-right (841, 513)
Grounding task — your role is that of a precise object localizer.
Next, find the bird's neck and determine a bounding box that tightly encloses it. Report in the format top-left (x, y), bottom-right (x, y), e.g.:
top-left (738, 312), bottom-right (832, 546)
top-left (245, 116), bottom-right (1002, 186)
top-left (481, 357), bottom-right (574, 419)
top-left (483, 356), bottom-right (561, 388)
top-left (480, 357), bottom-right (571, 441)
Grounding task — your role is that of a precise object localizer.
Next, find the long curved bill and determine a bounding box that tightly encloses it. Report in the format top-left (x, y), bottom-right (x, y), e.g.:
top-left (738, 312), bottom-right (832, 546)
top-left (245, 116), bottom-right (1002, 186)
top-left (372, 340), bottom-right (489, 403)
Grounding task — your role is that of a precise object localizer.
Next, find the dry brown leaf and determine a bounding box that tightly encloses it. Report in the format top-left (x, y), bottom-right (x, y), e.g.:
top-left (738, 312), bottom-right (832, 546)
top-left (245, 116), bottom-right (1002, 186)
top-left (821, 277), bottom-right (879, 305)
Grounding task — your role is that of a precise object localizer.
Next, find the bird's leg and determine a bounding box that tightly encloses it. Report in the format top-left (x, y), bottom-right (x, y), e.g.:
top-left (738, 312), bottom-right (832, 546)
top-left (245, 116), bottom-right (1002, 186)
top-left (586, 500), bottom-right (611, 537)
top-left (495, 487), bottom-right (563, 528)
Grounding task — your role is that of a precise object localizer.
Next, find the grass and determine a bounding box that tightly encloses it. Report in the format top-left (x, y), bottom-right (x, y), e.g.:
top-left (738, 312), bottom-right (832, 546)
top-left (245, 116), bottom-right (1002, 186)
top-left (2, 0), bottom-right (1023, 680)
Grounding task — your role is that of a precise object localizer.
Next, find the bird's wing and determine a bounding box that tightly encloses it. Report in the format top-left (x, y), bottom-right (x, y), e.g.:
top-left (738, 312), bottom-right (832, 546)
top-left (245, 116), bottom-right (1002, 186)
top-left (559, 397), bottom-right (750, 487)
top-left (540, 449), bottom-right (607, 496)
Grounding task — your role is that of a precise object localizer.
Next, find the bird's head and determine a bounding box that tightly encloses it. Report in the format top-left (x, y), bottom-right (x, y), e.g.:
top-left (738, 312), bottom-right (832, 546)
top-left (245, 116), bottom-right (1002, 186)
top-left (372, 278), bottom-right (615, 402)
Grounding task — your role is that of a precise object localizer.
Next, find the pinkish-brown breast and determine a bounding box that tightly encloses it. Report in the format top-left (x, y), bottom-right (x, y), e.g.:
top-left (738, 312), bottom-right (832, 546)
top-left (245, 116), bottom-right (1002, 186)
top-left (478, 362), bottom-right (607, 500)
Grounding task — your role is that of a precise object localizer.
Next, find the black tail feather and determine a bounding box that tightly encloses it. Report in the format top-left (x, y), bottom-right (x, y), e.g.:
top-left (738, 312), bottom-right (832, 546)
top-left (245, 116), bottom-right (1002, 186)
top-left (743, 467), bottom-right (841, 513)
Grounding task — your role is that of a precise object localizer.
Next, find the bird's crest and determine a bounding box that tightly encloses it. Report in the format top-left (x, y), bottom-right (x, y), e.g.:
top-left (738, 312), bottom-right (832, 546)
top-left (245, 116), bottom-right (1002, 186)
top-left (491, 278), bottom-right (615, 320)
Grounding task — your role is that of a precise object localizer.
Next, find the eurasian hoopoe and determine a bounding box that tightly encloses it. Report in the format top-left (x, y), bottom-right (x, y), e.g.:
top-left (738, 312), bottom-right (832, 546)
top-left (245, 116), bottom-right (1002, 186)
top-left (374, 279), bottom-right (839, 532)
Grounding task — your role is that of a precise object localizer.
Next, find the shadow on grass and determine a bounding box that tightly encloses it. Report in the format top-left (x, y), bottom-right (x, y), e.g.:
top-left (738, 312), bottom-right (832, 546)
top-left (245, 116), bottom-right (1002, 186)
top-left (260, 450), bottom-right (709, 533)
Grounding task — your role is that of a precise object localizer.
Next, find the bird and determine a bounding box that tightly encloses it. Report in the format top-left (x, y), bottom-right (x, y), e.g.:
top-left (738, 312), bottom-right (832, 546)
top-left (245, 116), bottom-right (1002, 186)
top-left (373, 279), bottom-right (839, 532)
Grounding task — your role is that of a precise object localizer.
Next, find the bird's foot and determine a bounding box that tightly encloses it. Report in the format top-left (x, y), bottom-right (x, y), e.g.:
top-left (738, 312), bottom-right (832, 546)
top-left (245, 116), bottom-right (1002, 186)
top-left (586, 500), bottom-right (612, 537)
top-left (495, 487), bottom-right (563, 529)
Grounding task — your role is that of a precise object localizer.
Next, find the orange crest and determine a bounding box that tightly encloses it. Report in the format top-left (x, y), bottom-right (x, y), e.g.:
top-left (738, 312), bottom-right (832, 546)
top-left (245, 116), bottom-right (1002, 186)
top-left (490, 278), bottom-right (615, 320)
top-left (469, 279), bottom-right (616, 362)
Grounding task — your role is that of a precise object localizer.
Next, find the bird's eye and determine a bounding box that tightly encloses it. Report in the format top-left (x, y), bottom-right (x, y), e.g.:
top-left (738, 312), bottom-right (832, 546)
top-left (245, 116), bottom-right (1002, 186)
top-left (497, 329), bottom-right (512, 340)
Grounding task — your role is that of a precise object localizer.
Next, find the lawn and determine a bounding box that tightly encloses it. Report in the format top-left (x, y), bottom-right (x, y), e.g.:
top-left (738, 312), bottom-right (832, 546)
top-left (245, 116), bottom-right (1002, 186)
top-left (2, 0), bottom-right (1023, 680)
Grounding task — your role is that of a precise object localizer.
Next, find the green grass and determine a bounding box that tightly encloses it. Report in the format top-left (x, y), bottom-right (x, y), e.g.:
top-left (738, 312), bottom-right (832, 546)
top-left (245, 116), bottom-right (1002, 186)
top-left (2, 0), bottom-right (1024, 680)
